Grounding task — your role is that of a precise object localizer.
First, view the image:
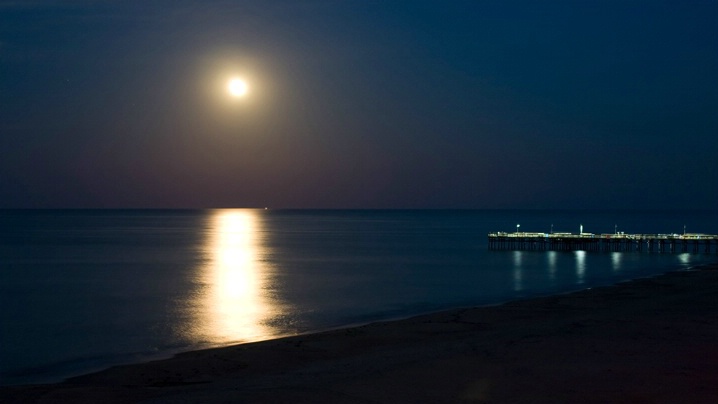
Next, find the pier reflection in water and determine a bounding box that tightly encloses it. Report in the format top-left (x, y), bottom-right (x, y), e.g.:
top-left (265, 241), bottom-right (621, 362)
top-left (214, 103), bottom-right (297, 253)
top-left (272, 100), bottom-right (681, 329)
top-left (574, 250), bottom-right (586, 283)
top-left (611, 252), bottom-right (622, 272)
top-left (509, 249), bottom-right (636, 292)
top-left (677, 253), bottom-right (691, 265)
top-left (547, 251), bottom-right (558, 280)
top-left (190, 209), bottom-right (284, 345)
top-left (512, 251), bottom-right (523, 291)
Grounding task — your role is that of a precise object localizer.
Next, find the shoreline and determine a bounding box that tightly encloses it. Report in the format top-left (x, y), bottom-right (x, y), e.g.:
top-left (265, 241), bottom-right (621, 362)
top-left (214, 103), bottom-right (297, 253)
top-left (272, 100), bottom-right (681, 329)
top-left (2, 264), bottom-right (717, 403)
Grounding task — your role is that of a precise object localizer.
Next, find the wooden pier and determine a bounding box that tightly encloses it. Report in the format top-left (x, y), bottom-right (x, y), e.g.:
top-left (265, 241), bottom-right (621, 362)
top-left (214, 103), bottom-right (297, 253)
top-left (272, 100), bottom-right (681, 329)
top-left (488, 232), bottom-right (718, 253)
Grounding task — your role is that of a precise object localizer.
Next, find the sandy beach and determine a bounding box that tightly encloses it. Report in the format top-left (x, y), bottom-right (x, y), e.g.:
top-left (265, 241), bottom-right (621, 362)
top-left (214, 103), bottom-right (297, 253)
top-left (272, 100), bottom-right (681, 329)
top-left (2, 264), bottom-right (717, 403)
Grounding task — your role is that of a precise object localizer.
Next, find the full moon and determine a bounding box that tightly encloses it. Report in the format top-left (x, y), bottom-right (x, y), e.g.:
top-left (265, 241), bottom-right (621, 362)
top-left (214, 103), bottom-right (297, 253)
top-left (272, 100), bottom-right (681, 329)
top-left (227, 78), bottom-right (248, 97)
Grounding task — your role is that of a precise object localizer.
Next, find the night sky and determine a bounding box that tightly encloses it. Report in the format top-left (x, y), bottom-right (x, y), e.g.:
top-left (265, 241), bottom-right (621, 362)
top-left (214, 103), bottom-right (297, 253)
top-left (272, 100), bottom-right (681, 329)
top-left (2, 1), bottom-right (717, 209)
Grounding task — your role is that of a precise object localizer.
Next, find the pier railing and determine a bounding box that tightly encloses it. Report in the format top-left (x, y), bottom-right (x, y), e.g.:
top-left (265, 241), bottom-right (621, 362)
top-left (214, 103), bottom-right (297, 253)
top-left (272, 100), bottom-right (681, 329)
top-left (488, 232), bottom-right (718, 252)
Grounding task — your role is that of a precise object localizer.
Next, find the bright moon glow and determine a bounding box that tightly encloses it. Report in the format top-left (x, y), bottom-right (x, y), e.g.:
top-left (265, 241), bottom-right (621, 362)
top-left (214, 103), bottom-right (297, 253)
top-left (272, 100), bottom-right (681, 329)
top-left (228, 78), bottom-right (248, 97)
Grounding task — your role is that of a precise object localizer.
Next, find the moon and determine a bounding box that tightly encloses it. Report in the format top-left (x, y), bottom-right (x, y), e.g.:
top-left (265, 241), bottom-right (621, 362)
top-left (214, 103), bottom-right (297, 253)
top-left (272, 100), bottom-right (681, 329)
top-left (227, 78), bottom-right (248, 97)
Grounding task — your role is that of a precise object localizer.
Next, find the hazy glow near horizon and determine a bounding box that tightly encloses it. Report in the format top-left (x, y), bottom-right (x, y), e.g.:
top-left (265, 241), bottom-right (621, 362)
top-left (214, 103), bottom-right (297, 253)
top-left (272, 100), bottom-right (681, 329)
top-left (227, 78), bottom-right (248, 97)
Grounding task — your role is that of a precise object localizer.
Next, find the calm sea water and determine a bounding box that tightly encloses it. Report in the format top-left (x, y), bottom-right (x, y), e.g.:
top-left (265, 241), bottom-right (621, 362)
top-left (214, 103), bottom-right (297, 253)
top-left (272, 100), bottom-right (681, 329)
top-left (1, 209), bottom-right (717, 385)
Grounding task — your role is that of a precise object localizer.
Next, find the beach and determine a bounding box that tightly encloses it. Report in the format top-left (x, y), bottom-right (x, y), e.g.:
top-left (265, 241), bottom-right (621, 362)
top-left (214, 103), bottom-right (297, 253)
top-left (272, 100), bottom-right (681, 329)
top-left (2, 265), bottom-right (717, 403)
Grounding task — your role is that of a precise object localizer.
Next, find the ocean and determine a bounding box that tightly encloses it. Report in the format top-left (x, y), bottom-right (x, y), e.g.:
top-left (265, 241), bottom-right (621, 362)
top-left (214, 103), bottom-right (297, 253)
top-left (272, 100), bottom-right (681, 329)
top-left (1, 209), bottom-right (717, 385)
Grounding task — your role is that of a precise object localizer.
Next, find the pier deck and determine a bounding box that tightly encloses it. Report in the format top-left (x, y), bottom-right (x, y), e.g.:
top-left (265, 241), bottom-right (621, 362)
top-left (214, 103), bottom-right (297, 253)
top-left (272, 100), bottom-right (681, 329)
top-left (488, 232), bottom-right (718, 252)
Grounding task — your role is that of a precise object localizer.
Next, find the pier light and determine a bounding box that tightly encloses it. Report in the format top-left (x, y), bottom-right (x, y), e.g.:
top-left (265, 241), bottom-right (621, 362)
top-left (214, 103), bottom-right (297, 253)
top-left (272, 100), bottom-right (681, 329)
top-left (516, 224), bottom-right (520, 234)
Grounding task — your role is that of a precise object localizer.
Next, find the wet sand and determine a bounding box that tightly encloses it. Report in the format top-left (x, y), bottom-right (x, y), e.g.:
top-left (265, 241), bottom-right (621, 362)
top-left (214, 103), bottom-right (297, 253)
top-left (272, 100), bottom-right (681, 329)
top-left (2, 265), bottom-right (717, 403)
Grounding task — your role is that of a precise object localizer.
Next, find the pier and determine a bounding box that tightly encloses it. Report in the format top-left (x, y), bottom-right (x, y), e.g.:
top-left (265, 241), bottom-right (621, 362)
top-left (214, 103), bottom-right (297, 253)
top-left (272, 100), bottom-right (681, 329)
top-left (488, 231), bottom-right (718, 253)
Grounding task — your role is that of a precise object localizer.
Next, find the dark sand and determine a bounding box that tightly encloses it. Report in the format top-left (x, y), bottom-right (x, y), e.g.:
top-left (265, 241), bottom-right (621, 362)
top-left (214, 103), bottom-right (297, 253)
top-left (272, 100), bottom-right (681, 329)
top-left (2, 265), bottom-right (717, 403)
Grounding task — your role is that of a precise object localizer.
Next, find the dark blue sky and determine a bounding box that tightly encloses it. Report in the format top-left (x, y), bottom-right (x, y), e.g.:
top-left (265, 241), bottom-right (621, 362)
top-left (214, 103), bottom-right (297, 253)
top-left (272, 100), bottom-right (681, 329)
top-left (1, 1), bottom-right (717, 208)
